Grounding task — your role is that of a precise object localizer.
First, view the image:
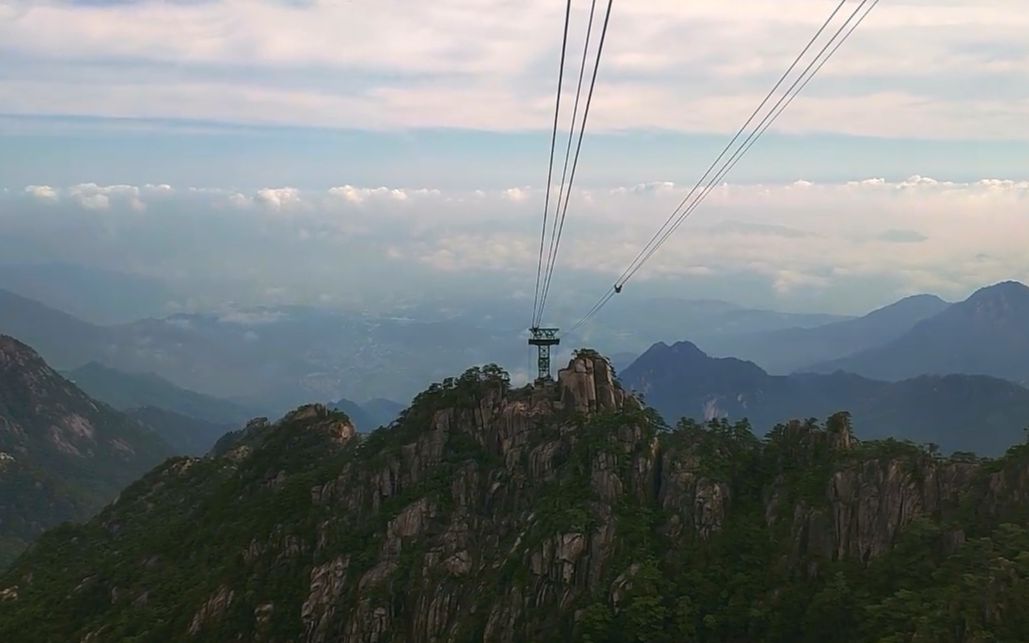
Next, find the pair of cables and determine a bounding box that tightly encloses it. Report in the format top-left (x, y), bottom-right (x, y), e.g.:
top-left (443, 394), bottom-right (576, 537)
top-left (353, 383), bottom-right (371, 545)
top-left (570, 0), bottom-right (881, 334)
top-left (531, 0), bottom-right (615, 329)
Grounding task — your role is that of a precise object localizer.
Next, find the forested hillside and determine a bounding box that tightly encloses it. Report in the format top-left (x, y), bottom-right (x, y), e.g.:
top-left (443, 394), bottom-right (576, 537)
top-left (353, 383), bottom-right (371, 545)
top-left (3, 353), bottom-right (1029, 641)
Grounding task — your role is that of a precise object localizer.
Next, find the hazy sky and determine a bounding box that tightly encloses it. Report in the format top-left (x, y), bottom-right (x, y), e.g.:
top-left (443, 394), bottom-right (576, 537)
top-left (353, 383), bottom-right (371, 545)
top-left (2, 0), bottom-right (1028, 321)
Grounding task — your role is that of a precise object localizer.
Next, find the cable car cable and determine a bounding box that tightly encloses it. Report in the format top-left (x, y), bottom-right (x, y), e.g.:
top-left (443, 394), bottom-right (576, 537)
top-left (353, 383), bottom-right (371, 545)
top-left (531, 0), bottom-right (574, 327)
top-left (568, 0), bottom-right (878, 332)
top-left (611, 0), bottom-right (848, 291)
top-left (536, 0), bottom-right (615, 326)
top-left (536, 0), bottom-right (600, 328)
top-left (620, 0), bottom-right (875, 288)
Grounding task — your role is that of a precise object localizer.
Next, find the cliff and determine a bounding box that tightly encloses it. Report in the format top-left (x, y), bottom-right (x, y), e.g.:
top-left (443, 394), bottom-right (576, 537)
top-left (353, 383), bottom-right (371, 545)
top-left (0, 335), bottom-right (173, 567)
top-left (2, 351), bottom-right (1028, 642)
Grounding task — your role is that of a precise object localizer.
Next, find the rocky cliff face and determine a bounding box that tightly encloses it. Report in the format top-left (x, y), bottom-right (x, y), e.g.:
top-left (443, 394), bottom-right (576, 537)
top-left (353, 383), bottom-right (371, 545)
top-left (0, 335), bottom-right (173, 567)
top-left (2, 353), bottom-right (1029, 642)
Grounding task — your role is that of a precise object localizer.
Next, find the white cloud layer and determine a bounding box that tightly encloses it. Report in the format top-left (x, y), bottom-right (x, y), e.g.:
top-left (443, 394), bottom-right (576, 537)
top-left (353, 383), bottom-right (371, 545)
top-left (4, 175), bottom-right (1029, 313)
top-left (24, 184), bottom-right (58, 202)
top-left (1, 1), bottom-right (1028, 138)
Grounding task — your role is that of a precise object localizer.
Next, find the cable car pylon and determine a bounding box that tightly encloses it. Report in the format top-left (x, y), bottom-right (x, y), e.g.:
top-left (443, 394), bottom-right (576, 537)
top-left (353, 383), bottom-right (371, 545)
top-left (528, 327), bottom-right (560, 382)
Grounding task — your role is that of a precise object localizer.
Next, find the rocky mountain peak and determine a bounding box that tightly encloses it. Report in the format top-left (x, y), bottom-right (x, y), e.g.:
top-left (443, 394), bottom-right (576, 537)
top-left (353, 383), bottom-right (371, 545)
top-left (640, 340), bottom-right (706, 362)
top-left (0, 335), bottom-right (173, 567)
top-left (7, 349), bottom-right (1029, 641)
top-left (964, 280), bottom-right (1029, 317)
top-left (277, 404), bottom-right (358, 447)
top-left (0, 334), bottom-right (103, 425)
top-left (0, 335), bottom-right (48, 374)
top-left (557, 349), bottom-right (627, 414)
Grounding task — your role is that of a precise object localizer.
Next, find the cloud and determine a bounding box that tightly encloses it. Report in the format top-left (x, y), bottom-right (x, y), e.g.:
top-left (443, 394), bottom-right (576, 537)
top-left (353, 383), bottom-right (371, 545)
top-left (218, 310), bottom-right (287, 325)
top-left (328, 185), bottom-right (413, 204)
top-left (227, 192), bottom-right (252, 208)
top-left (164, 317), bottom-right (193, 330)
top-left (255, 187), bottom-right (302, 211)
top-left (502, 187), bottom-right (531, 203)
top-left (611, 182), bottom-right (678, 196)
top-left (25, 185), bottom-right (58, 202)
top-left (878, 229), bottom-right (929, 244)
top-left (772, 269), bottom-right (830, 296)
top-left (4, 176), bottom-right (1029, 313)
top-left (29, 183), bottom-right (148, 211)
top-left (1, 1), bottom-right (1028, 138)
top-left (707, 221), bottom-right (812, 239)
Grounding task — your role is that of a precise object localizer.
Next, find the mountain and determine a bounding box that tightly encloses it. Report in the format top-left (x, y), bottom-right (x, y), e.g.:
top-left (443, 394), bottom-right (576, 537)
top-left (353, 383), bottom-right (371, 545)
top-left (700, 293), bottom-right (951, 373)
top-left (329, 397), bottom-right (405, 432)
top-left (0, 336), bottom-right (173, 567)
top-left (66, 362), bottom-right (255, 425)
top-left (0, 289), bottom-right (851, 408)
top-left (0, 290), bottom-right (520, 407)
top-left (0, 288), bottom-right (108, 369)
top-left (0, 262), bottom-right (176, 324)
top-left (621, 340), bottom-right (1029, 455)
top-left (4, 353), bottom-right (1029, 642)
top-left (328, 398), bottom-right (379, 432)
top-left (809, 281), bottom-right (1029, 384)
top-left (361, 398), bottom-right (406, 427)
top-left (568, 296), bottom-right (851, 360)
top-left (124, 407), bottom-right (231, 456)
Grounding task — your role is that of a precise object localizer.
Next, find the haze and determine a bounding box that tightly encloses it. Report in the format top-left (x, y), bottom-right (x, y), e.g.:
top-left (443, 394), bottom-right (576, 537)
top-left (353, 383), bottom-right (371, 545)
top-left (2, 0), bottom-right (1028, 322)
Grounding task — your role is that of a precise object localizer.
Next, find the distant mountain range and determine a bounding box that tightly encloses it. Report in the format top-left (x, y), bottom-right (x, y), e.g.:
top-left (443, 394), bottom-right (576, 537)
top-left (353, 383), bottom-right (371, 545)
top-left (0, 287), bottom-right (514, 408)
top-left (63, 362), bottom-right (264, 455)
top-left (578, 296), bottom-right (850, 354)
top-left (808, 281), bottom-right (1029, 385)
top-left (0, 288), bottom-right (108, 368)
top-left (0, 336), bottom-right (173, 567)
top-left (66, 362), bottom-right (256, 426)
top-left (5, 271), bottom-right (1029, 412)
top-left (67, 360), bottom-right (402, 443)
top-left (700, 294), bottom-right (951, 373)
top-left (330, 397), bottom-right (405, 432)
top-left (621, 340), bottom-right (1029, 455)
top-left (122, 407), bottom-right (231, 457)
top-left (0, 262), bottom-right (176, 324)
top-left (0, 285), bottom-right (862, 408)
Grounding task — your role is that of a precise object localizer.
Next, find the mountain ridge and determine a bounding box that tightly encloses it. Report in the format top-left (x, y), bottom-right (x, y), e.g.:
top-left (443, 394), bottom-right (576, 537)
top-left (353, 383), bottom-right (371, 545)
top-left (622, 339), bottom-right (1029, 455)
top-left (0, 335), bottom-right (174, 567)
top-left (808, 281), bottom-right (1029, 384)
top-left (698, 292), bottom-right (951, 373)
top-left (4, 352), bottom-right (1029, 641)
top-left (66, 361), bottom-right (256, 426)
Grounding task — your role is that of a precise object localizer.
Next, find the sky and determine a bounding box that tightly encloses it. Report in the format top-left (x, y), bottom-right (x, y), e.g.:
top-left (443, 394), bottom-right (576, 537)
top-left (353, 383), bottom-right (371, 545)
top-left (2, 0), bottom-right (1029, 322)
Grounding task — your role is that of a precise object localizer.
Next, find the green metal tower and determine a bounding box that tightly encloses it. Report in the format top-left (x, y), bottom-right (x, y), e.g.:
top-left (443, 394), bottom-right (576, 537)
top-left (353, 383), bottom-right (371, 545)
top-left (528, 327), bottom-right (560, 382)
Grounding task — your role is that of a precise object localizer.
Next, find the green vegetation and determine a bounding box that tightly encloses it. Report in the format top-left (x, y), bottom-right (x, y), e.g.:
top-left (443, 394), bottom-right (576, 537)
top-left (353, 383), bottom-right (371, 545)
top-left (3, 361), bottom-right (1029, 642)
top-left (0, 336), bottom-right (174, 569)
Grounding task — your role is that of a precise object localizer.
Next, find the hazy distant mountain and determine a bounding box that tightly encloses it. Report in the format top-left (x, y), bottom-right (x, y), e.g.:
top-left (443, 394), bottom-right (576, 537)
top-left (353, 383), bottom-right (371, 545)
top-left (0, 336), bottom-right (172, 567)
top-left (360, 398), bottom-right (406, 427)
top-left (0, 284), bottom-right (981, 412)
top-left (109, 308), bottom-right (520, 409)
top-left (809, 281), bottom-right (1029, 384)
top-left (700, 294), bottom-right (951, 373)
top-left (571, 296), bottom-right (851, 357)
top-left (329, 397), bottom-right (403, 432)
top-left (0, 290), bottom-right (519, 407)
top-left (0, 288), bottom-right (108, 368)
top-left (124, 406), bottom-right (230, 456)
top-left (621, 340), bottom-right (1029, 455)
top-left (0, 262), bottom-right (175, 324)
top-left (66, 362), bottom-right (255, 426)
